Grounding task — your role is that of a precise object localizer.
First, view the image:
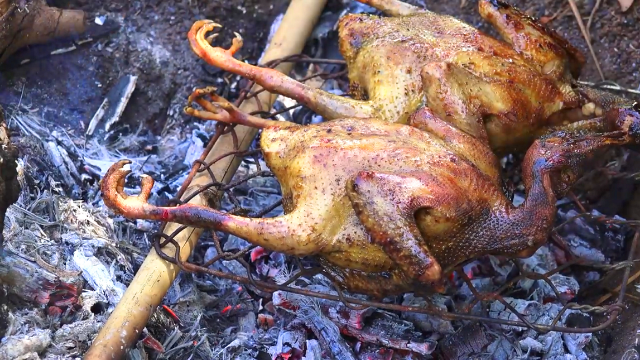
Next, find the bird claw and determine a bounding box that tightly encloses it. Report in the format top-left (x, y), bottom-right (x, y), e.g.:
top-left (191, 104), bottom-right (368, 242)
top-left (186, 86), bottom-right (230, 108)
top-left (101, 160), bottom-right (155, 219)
top-left (189, 20), bottom-right (244, 57)
top-left (184, 86), bottom-right (238, 122)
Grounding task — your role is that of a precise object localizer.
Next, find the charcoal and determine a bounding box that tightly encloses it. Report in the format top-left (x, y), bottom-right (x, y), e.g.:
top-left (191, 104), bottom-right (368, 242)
top-left (517, 246), bottom-right (559, 293)
top-left (489, 298), bottom-right (576, 332)
top-left (438, 323), bottom-right (491, 360)
top-left (6, 0), bottom-right (626, 358)
top-left (536, 274), bottom-right (580, 302)
top-left (565, 234), bottom-right (606, 262)
top-left (273, 288), bottom-right (435, 356)
top-left (486, 337), bottom-right (516, 360)
top-left (300, 309), bottom-right (358, 360)
top-left (519, 246), bottom-right (557, 274)
top-left (0, 329), bottom-right (51, 360)
top-left (557, 209), bottom-right (599, 242)
top-left (489, 298), bottom-right (594, 358)
top-left (204, 246), bottom-right (248, 277)
top-left (456, 277), bottom-right (496, 315)
top-left (224, 235), bottom-right (251, 251)
top-left (489, 255), bottom-right (515, 279)
top-left (268, 327), bottom-right (306, 360)
top-left (536, 331), bottom-right (566, 358)
top-left (341, 311), bottom-right (437, 356)
top-left (401, 294), bottom-right (454, 334)
top-left (302, 340), bottom-right (323, 360)
top-left (519, 337), bottom-right (545, 353)
top-left (272, 288), bottom-right (374, 329)
top-left (563, 332), bottom-right (591, 360)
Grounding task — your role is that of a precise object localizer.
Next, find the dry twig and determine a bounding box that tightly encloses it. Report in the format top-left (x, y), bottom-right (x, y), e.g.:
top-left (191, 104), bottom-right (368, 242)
top-left (567, 0), bottom-right (605, 80)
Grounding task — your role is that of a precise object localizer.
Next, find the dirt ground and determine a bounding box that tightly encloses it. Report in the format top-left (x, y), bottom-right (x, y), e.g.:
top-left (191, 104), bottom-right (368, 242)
top-left (0, 0), bottom-right (638, 358)
top-left (0, 0), bottom-right (289, 137)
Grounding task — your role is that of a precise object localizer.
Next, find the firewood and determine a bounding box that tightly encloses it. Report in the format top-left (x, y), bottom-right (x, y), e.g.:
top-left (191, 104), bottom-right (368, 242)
top-left (0, 106), bottom-right (20, 249)
top-left (0, 0), bottom-right (85, 64)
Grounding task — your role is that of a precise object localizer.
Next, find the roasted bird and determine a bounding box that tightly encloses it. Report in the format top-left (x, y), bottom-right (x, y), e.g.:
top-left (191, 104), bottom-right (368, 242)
top-left (186, 0), bottom-right (639, 155)
top-left (100, 0), bottom-right (640, 297)
top-left (101, 91), bottom-right (640, 297)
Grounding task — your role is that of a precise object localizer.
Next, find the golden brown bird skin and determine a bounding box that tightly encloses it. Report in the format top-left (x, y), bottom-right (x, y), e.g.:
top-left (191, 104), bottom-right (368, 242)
top-left (185, 0), bottom-right (638, 157)
top-left (100, 0), bottom-right (640, 298)
top-left (100, 91), bottom-right (640, 298)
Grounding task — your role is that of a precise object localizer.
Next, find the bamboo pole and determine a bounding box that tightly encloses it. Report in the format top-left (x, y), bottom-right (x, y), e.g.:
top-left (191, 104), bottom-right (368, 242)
top-left (84, 1), bottom-right (327, 358)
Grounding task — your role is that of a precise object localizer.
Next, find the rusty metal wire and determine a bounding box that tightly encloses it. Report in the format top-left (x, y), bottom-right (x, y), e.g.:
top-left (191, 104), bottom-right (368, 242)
top-left (147, 54), bottom-right (637, 335)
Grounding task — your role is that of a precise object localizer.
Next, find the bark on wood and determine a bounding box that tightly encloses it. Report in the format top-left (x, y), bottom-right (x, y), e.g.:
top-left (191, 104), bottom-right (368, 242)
top-left (0, 106), bottom-right (20, 249)
top-left (0, 0), bottom-right (85, 64)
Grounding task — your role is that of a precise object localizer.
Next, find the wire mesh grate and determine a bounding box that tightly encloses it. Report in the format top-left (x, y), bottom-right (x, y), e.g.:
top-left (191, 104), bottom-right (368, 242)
top-left (145, 55), bottom-right (636, 335)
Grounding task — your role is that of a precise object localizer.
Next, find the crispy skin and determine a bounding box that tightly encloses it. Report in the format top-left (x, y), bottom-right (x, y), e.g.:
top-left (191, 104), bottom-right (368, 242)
top-left (100, 0), bottom-right (640, 297)
top-left (338, 2), bottom-right (581, 153)
top-left (185, 0), bottom-right (608, 156)
top-left (102, 93), bottom-right (637, 297)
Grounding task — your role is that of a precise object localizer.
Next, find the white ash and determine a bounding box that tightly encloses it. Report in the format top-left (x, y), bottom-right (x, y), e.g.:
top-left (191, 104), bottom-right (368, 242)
top-left (457, 277), bottom-right (496, 315)
top-left (582, 271), bottom-right (601, 283)
top-left (72, 246), bottom-right (126, 308)
top-left (220, 160), bottom-right (283, 217)
top-left (77, 291), bottom-right (108, 319)
top-left (272, 286), bottom-right (436, 356)
top-left (519, 245), bottom-right (558, 274)
top-left (565, 234), bottom-right (606, 263)
top-left (135, 219), bottom-right (156, 232)
top-left (162, 273), bottom-right (198, 310)
top-left (0, 308), bottom-right (46, 340)
top-left (555, 207), bottom-right (629, 264)
top-left (0, 141), bottom-right (141, 357)
top-left (302, 340), bottom-right (323, 360)
top-left (44, 141), bottom-right (77, 189)
top-left (195, 257), bottom-right (241, 292)
top-left (488, 298), bottom-right (592, 358)
top-left (51, 319), bottom-right (100, 351)
top-left (182, 128), bottom-right (208, 167)
top-left (204, 246), bottom-right (248, 278)
top-left (486, 337), bottom-right (519, 360)
top-left (489, 298), bottom-right (560, 331)
top-left (563, 331), bottom-right (592, 360)
top-left (514, 246), bottom-right (560, 294)
top-left (557, 209), bottom-right (599, 241)
top-left (489, 255), bottom-right (516, 279)
top-left (223, 235), bottom-right (250, 252)
top-left (533, 273), bottom-right (580, 303)
top-left (212, 312), bottom-right (265, 360)
top-left (155, 315), bottom-right (217, 359)
top-left (14, 353), bottom-right (39, 360)
top-left (520, 336), bottom-right (545, 353)
top-left (268, 327), bottom-right (306, 360)
top-left (0, 329), bottom-right (51, 360)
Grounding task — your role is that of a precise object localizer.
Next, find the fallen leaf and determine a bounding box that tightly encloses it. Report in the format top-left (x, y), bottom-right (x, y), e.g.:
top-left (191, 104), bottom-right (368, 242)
top-left (619, 0), bottom-right (635, 12)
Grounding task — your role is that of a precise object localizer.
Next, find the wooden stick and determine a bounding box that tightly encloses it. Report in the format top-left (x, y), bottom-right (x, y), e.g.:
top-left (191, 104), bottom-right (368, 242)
top-left (0, 0), bottom-right (86, 64)
top-left (84, 1), bottom-right (327, 358)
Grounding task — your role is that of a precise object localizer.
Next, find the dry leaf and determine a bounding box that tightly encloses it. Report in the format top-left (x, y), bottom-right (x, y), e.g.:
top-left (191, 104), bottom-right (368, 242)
top-left (619, 0), bottom-right (635, 12)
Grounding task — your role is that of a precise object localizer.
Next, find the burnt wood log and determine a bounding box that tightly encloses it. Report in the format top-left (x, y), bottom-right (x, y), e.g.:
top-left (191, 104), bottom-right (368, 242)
top-left (0, 106), bottom-right (20, 249)
top-left (0, 0), bottom-right (85, 64)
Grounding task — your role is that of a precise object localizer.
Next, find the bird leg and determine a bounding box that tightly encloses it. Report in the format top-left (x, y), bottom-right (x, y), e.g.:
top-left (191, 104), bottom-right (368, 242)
top-left (187, 21), bottom-right (376, 120)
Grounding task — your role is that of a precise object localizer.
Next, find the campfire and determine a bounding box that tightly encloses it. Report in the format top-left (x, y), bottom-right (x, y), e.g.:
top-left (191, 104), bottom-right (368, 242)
top-left (0, 0), bottom-right (639, 359)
